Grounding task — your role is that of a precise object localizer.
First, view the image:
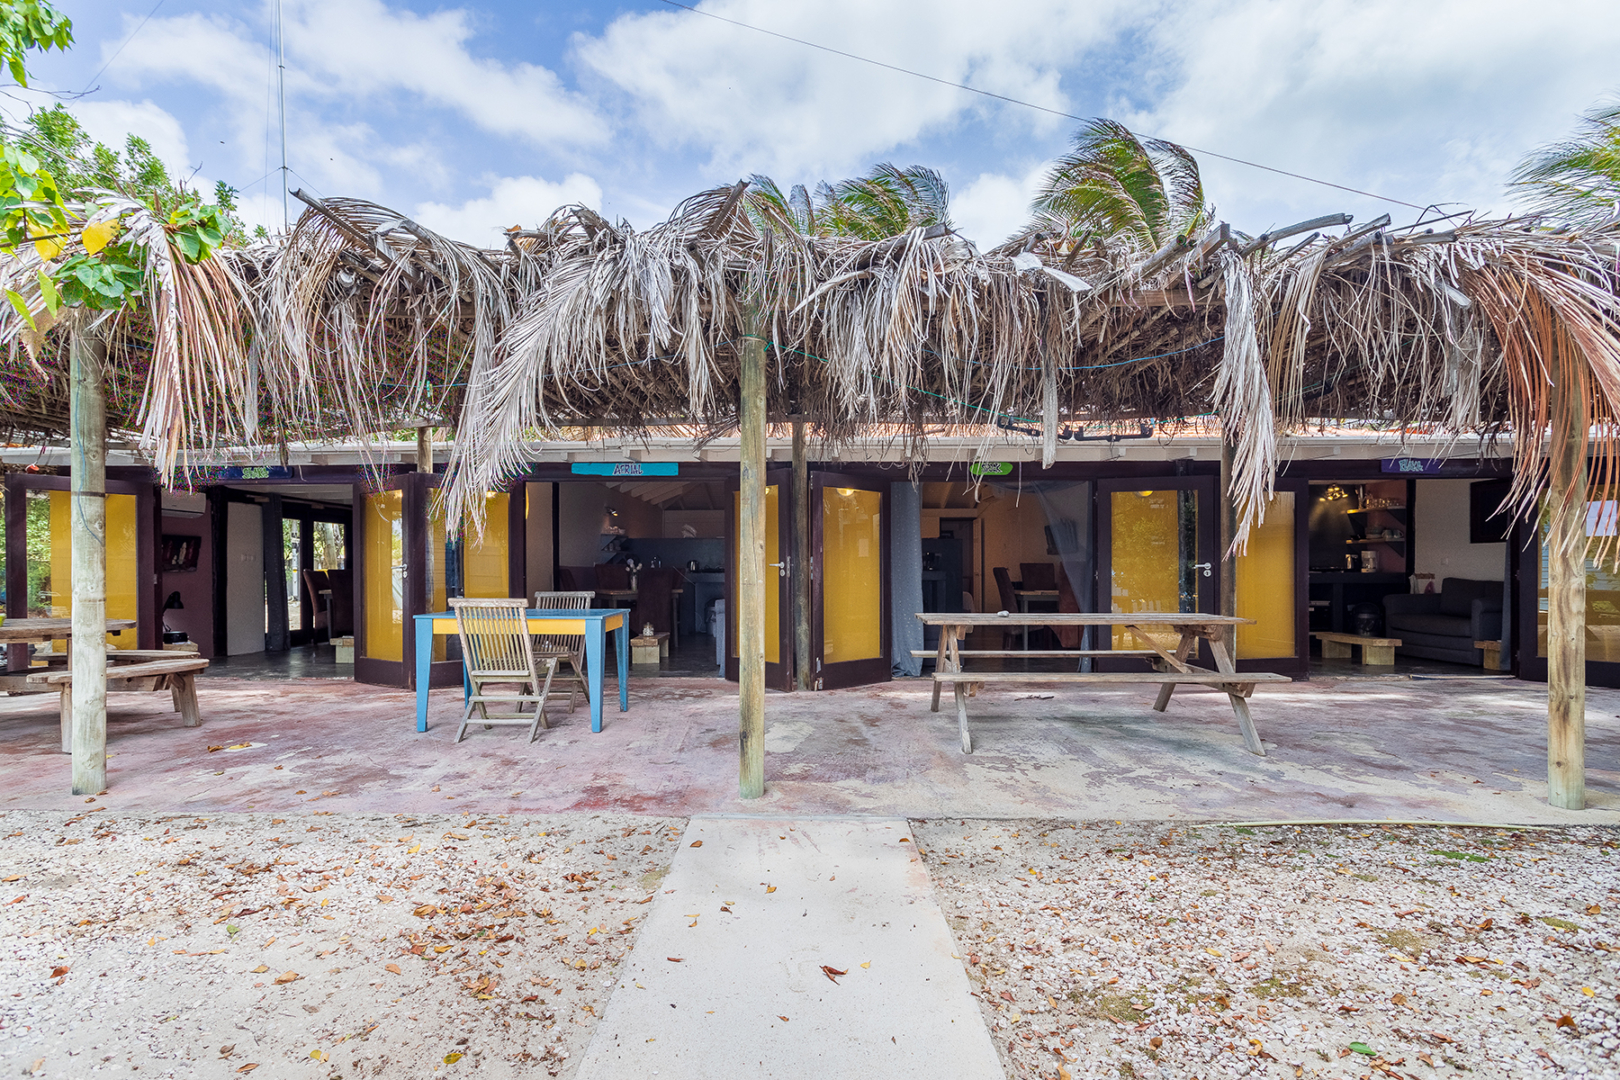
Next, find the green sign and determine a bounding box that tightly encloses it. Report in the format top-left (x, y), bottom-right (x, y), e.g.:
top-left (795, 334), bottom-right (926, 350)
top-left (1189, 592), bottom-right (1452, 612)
top-left (969, 461), bottom-right (1013, 476)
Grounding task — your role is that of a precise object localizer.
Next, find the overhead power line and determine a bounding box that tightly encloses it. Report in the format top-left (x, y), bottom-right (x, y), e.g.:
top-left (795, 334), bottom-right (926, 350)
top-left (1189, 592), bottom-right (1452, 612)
top-left (655, 0), bottom-right (1426, 212)
top-left (80, 0), bottom-right (166, 95)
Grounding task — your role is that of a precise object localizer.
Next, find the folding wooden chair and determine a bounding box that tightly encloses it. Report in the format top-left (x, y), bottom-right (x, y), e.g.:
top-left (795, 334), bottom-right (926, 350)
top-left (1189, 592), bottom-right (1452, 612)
top-left (450, 598), bottom-right (554, 743)
top-left (534, 590), bottom-right (594, 713)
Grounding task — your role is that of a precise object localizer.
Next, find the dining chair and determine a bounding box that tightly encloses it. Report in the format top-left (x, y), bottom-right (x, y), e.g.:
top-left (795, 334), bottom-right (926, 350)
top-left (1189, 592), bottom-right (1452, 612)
top-left (533, 590), bottom-right (595, 713)
top-left (450, 598), bottom-right (554, 743)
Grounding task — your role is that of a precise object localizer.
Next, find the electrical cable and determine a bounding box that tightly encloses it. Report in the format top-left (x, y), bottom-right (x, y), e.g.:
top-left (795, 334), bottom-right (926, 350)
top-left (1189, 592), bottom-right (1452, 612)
top-left (79, 0), bottom-right (166, 95)
top-left (655, 0), bottom-right (1427, 212)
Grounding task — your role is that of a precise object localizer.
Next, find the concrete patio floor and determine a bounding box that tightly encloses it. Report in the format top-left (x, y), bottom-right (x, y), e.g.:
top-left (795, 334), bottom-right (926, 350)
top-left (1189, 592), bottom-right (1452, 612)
top-left (0, 675), bottom-right (1616, 823)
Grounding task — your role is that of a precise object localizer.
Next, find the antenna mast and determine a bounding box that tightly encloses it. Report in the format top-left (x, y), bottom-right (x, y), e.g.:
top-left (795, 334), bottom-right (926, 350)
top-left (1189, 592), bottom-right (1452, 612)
top-left (275, 0), bottom-right (288, 231)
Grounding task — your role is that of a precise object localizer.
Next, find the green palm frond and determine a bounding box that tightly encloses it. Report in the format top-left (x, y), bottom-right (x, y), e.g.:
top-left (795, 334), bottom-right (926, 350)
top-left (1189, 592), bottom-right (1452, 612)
top-left (1511, 98), bottom-right (1620, 227)
top-left (747, 163), bottom-right (950, 241)
top-left (1030, 119), bottom-right (1210, 254)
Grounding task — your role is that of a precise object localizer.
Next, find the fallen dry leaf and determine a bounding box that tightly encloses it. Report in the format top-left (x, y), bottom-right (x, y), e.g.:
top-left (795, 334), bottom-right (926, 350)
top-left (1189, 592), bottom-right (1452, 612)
top-left (666, 957), bottom-right (684, 962)
top-left (1587, 904), bottom-right (1602, 915)
top-left (778, 1015), bottom-right (790, 1022)
top-left (765, 885), bottom-right (776, 894)
top-left (1556, 1014), bottom-right (1577, 1029)
top-left (250, 965), bottom-right (268, 974)
top-left (272, 971), bottom-right (299, 985)
top-left (49, 966), bottom-right (68, 978)
top-left (689, 840), bottom-right (702, 847)
top-left (443, 1052), bottom-right (463, 1064)
top-left (821, 965), bottom-right (846, 984)
top-left (236, 1066), bottom-right (257, 1074)
top-left (385, 963), bottom-right (401, 975)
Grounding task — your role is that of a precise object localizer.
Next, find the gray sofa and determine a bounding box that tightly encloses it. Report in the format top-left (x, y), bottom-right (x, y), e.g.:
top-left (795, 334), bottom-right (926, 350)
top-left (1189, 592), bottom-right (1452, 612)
top-left (1382, 578), bottom-right (1503, 665)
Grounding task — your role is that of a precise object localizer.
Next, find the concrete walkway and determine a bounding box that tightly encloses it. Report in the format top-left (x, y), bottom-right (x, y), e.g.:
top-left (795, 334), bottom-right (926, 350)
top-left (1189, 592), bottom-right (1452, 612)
top-left (575, 816), bottom-right (1003, 1079)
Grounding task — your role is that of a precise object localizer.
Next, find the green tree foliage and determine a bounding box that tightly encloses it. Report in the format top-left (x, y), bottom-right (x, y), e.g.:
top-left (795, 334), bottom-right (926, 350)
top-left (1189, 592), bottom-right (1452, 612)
top-left (1511, 97), bottom-right (1620, 228)
top-left (1028, 118), bottom-right (1210, 255)
top-left (0, 0), bottom-right (241, 323)
top-left (746, 163), bottom-right (952, 240)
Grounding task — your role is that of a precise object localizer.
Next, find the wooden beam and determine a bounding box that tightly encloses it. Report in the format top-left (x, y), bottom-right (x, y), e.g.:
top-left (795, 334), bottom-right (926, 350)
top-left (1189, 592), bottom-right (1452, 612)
top-left (737, 306), bottom-right (767, 799)
top-left (792, 420), bottom-right (810, 692)
top-left (70, 325), bottom-right (108, 796)
top-left (1547, 368), bottom-right (1586, 810)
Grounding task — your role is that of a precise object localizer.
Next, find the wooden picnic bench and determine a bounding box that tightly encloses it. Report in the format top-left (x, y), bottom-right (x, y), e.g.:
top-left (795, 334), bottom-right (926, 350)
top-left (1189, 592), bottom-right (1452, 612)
top-left (27, 650), bottom-right (210, 752)
top-left (915, 613), bottom-right (1290, 755)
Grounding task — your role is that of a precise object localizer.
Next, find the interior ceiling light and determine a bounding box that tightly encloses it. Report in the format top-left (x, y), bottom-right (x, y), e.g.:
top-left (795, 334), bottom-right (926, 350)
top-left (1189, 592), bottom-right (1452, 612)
top-left (1322, 484), bottom-right (1349, 501)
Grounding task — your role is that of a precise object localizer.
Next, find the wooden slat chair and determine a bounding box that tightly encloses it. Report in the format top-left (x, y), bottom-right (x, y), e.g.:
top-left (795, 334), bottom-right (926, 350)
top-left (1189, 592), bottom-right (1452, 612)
top-left (450, 598), bottom-right (554, 743)
top-left (533, 590), bottom-right (595, 713)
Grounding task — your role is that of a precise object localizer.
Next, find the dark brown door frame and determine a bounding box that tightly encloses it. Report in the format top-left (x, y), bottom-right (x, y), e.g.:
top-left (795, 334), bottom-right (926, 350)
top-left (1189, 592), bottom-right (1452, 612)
top-left (810, 471), bottom-right (892, 690)
top-left (1095, 475), bottom-right (1219, 671)
top-left (725, 468), bottom-right (794, 691)
top-left (4, 472), bottom-right (158, 669)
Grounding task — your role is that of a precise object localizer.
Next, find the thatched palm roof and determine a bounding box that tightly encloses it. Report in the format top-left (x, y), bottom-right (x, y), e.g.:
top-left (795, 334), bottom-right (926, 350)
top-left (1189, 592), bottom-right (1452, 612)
top-left (1, 183), bottom-right (1618, 542)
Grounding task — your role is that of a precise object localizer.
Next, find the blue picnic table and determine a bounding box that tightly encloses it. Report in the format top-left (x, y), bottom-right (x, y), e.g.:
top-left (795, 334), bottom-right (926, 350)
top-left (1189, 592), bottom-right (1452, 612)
top-left (412, 608), bottom-right (630, 734)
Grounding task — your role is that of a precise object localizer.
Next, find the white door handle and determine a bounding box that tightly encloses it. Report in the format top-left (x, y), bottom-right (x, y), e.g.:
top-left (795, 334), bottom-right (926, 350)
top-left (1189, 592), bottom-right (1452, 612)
top-left (1192, 562), bottom-right (1213, 577)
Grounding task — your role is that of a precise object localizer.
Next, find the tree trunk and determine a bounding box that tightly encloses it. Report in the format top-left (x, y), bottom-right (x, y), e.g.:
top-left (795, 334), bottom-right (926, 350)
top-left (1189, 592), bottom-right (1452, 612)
top-left (792, 420), bottom-right (810, 691)
top-left (70, 325), bottom-right (108, 796)
top-left (737, 313), bottom-right (767, 799)
top-left (1547, 372), bottom-right (1586, 810)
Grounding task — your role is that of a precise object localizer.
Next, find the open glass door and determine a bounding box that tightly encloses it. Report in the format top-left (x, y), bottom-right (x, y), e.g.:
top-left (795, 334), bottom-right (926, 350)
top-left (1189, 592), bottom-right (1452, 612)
top-left (726, 469), bottom-right (793, 691)
top-left (811, 472), bottom-right (890, 689)
top-left (1096, 477), bottom-right (1216, 669)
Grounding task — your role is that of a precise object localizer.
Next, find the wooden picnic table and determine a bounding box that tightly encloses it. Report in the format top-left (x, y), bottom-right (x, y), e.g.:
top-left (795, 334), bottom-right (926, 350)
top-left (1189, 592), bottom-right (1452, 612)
top-left (0, 618), bottom-right (139, 689)
top-left (915, 613), bottom-right (1290, 756)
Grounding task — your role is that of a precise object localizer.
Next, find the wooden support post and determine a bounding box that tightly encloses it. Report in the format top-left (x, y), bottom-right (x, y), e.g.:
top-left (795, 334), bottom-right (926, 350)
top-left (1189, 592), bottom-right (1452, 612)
top-left (1547, 371), bottom-right (1586, 810)
top-left (70, 325), bottom-right (108, 796)
top-left (1218, 427), bottom-right (1238, 656)
top-left (416, 426), bottom-right (434, 473)
top-left (737, 310), bottom-right (767, 799)
top-left (792, 420), bottom-right (811, 691)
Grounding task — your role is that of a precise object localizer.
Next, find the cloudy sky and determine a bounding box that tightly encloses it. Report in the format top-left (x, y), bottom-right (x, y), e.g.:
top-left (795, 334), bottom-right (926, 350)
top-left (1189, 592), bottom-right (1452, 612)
top-left (13, 0), bottom-right (1620, 247)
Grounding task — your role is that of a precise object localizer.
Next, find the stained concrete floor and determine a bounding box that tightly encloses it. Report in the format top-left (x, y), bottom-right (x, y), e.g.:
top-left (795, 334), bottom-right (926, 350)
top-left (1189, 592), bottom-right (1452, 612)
top-left (2, 673), bottom-right (1617, 824)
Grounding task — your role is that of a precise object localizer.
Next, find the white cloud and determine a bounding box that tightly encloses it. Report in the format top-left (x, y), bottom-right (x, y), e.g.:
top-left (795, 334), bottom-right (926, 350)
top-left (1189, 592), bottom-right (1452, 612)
top-left (284, 0), bottom-right (603, 147)
top-left (953, 164), bottom-right (1050, 248)
top-left (575, 0), bottom-right (1136, 181)
top-left (414, 173), bottom-right (604, 245)
top-left (68, 99), bottom-right (192, 175)
top-left (1132, 0), bottom-right (1620, 228)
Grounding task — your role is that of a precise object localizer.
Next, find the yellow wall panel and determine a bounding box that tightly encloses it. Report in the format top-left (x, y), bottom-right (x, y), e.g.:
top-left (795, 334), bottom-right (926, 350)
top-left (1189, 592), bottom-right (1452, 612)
top-left (45, 490), bottom-right (139, 648)
top-left (463, 493), bottom-right (510, 599)
top-left (1236, 492), bottom-right (1296, 659)
top-left (822, 487), bottom-right (882, 663)
top-left (363, 490), bottom-right (403, 662)
top-left (1109, 490), bottom-right (1183, 650)
top-left (732, 485), bottom-right (780, 664)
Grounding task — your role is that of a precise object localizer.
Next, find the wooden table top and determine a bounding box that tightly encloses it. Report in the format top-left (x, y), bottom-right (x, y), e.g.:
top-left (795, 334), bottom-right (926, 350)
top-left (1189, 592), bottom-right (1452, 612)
top-left (1013, 589), bottom-right (1059, 597)
top-left (0, 617), bottom-right (138, 644)
top-left (916, 612), bottom-right (1253, 627)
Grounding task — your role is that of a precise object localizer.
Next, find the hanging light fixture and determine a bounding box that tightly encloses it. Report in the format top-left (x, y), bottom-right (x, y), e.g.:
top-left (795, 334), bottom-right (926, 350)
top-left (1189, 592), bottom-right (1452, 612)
top-left (1322, 484), bottom-right (1349, 502)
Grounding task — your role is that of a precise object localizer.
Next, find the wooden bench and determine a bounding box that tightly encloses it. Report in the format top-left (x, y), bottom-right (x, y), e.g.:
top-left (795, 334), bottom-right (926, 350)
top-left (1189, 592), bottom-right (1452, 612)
top-left (918, 613), bottom-right (1291, 756)
top-left (1312, 631), bottom-right (1400, 666)
top-left (28, 654), bottom-right (209, 752)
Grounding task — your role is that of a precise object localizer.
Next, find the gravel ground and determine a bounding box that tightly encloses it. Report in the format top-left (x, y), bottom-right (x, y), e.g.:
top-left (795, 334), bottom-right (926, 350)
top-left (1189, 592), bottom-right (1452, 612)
top-left (0, 809), bottom-right (685, 1079)
top-left (915, 820), bottom-right (1620, 1080)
